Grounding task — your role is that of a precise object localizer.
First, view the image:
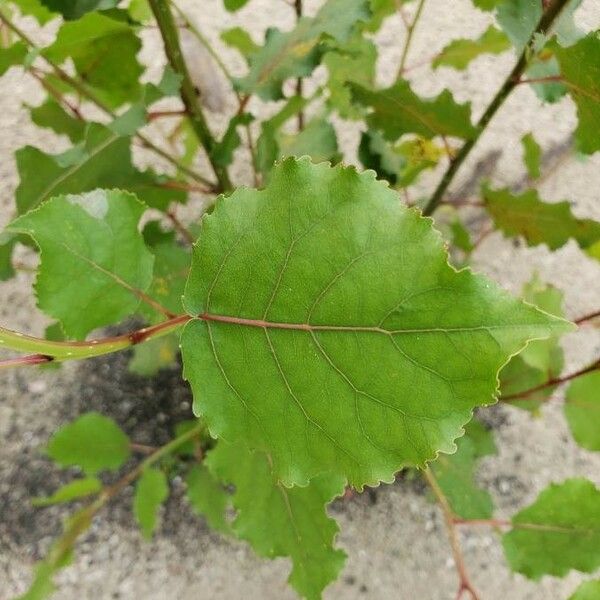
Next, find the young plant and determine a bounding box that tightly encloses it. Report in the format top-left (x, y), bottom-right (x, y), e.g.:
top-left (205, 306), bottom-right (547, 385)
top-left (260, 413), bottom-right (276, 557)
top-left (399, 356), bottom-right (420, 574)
top-left (0, 0), bottom-right (598, 598)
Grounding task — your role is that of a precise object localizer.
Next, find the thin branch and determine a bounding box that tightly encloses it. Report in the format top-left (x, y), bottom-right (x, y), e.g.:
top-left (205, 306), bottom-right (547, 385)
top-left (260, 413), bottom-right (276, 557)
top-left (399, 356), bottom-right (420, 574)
top-left (574, 309), bottom-right (600, 326)
top-left (397, 0), bottom-right (426, 78)
top-left (294, 0), bottom-right (305, 131)
top-left (515, 75), bottom-right (564, 86)
top-left (148, 109), bottom-right (188, 121)
top-left (166, 208), bottom-right (195, 245)
top-left (502, 359), bottom-right (600, 402)
top-left (0, 314), bottom-right (191, 365)
top-left (0, 8), bottom-right (217, 190)
top-left (147, 0), bottom-right (232, 191)
top-left (422, 467), bottom-right (481, 600)
top-left (422, 0), bottom-right (572, 216)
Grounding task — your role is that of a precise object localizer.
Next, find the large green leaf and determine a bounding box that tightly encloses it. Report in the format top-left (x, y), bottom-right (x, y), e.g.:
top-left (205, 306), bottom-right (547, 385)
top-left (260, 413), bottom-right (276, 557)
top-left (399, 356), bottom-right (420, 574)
top-left (134, 468), bottom-right (169, 539)
top-left (555, 33), bottom-right (600, 155)
top-left (8, 190), bottom-right (154, 339)
top-left (15, 123), bottom-right (184, 214)
top-left (43, 11), bottom-right (143, 108)
top-left (502, 478), bottom-right (600, 579)
top-left (39, 0), bottom-right (119, 20)
top-left (433, 26), bottom-right (510, 70)
top-left (47, 413), bottom-right (130, 474)
top-left (564, 371), bottom-right (600, 451)
top-left (206, 440), bottom-right (346, 600)
top-left (483, 186), bottom-right (600, 252)
top-left (351, 80), bottom-right (478, 142)
top-left (181, 158), bottom-right (569, 489)
top-left (185, 464), bottom-right (231, 533)
top-left (235, 0), bottom-right (370, 100)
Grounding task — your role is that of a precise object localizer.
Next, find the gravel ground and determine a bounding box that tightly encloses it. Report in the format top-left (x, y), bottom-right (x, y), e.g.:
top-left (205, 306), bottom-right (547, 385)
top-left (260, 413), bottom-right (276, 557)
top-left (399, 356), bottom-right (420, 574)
top-left (1, 1), bottom-right (599, 599)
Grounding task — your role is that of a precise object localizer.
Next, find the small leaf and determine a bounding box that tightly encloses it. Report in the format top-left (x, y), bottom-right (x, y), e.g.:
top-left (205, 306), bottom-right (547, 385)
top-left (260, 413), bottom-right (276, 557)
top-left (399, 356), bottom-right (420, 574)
top-left (277, 117), bottom-right (341, 164)
top-left (39, 0), bottom-right (119, 20)
top-left (496, 0), bottom-right (540, 52)
top-left (9, 189), bottom-right (154, 339)
top-left (220, 27), bottom-right (259, 64)
top-left (429, 424), bottom-right (496, 519)
top-left (211, 113), bottom-right (253, 168)
top-left (181, 158), bottom-right (570, 489)
top-left (433, 26), bottom-right (510, 70)
top-left (29, 98), bottom-right (86, 143)
top-left (236, 0), bottom-right (370, 100)
top-left (32, 477), bottom-right (102, 507)
top-left (223, 0), bottom-right (250, 11)
top-left (568, 580), bottom-right (600, 600)
top-left (483, 186), bottom-right (600, 252)
top-left (0, 41), bottom-right (27, 76)
top-left (555, 32), bottom-right (600, 155)
top-left (352, 80), bottom-right (478, 141)
top-left (44, 11), bottom-right (143, 108)
top-left (502, 478), bottom-right (600, 579)
top-left (564, 371), bottom-right (600, 452)
top-left (185, 464), bottom-right (231, 533)
top-left (47, 413), bottom-right (130, 474)
top-left (134, 468), bottom-right (169, 539)
top-left (8, 0), bottom-right (56, 25)
top-left (206, 440), bottom-right (346, 600)
top-left (521, 133), bottom-right (542, 180)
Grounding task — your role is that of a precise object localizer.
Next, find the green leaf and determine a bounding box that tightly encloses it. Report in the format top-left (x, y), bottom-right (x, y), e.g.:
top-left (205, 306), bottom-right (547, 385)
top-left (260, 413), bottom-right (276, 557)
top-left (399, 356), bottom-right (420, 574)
top-left (29, 98), bottom-right (86, 143)
top-left (0, 233), bottom-right (17, 281)
top-left (223, 0), bottom-right (250, 11)
top-left (206, 440), bottom-right (346, 600)
top-left (351, 80), bottom-right (478, 142)
top-left (211, 113), bottom-right (253, 168)
top-left (496, 0), bottom-right (541, 52)
top-left (521, 132), bottom-right (542, 179)
top-left (564, 371), bottom-right (600, 452)
top-left (323, 32), bottom-right (377, 118)
top-left (134, 468), bottom-right (169, 539)
top-left (429, 423), bottom-right (496, 519)
top-left (236, 0), bottom-right (370, 100)
top-left (220, 27), bottom-right (259, 64)
top-left (32, 477), bottom-right (102, 507)
top-left (185, 464), bottom-right (231, 533)
top-left (128, 0), bottom-right (152, 22)
top-left (128, 334), bottom-right (180, 376)
top-left (483, 186), bottom-right (600, 252)
top-left (180, 157), bottom-right (569, 489)
top-left (526, 55), bottom-right (568, 104)
top-left (47, 412), bottom-right (130, 474)
top-left (44, 12), bottom-right (143, 108)
top-left (569, 580), bottom-right (600, 600)
top-left (14, 122), bottom-right (184, 214)
top-left (555, 33), bottom-right (600, 155)
top-left (9, 189), bottom-right (154, 339)
top-left (433, 26), bottom-right (510, 70)
top-left (0, 41), bottom-right (27, 76)
top-left (358, 130), bottom-right (443, 186)
top-left (502, 478), bottom-right (600, 579)
top-left (39, 0), bottom-right (119, 20)
top-left (472, 0), bottom-right (501, 10)
top-left (277, 117), bottom-right (340, 164)
top-left (8, 0), bottom-right (55, 24)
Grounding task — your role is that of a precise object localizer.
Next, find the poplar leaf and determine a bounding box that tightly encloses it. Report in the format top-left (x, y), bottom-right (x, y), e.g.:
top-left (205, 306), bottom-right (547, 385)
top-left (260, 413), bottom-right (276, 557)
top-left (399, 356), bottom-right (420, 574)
top-left (8, 189), bottom-right (154, 339)
top-left (483, 186), bottom-right (600, 252)
top-left (206, 441), bottom-right (346, 600)
top-left (236, 0), bottom-right (370, 100)
top-left (39, 0), bottom-right (119, 20)
top-left (351, 81), bottom-right (478, 141)
top-left (502, 478), bottom-right (600, 579)
top-left (185, 464), bottom-right (231, 533)
top-left (134, 468), bottom-right (169, 539)
top-left (32, 477), bottom-right (102, 507)
top-left (47, 413), bottom-right (130, 475)
top-left (433, 26), bottom-right (510, 70)
top-left (564, 371), bottom-right (600, 452)
top-left (521, 133), bottom-right (542, 180)
top-left (555, 33), bottom-right (600, 155)
top-left (220, 27), bottom-right (259, 64)
top-left (0, 41), bottom-right (27, 76)
top-left (181, 158), bottom-right (570, 489)
top-left (29, 98), bottom-right (86, 143)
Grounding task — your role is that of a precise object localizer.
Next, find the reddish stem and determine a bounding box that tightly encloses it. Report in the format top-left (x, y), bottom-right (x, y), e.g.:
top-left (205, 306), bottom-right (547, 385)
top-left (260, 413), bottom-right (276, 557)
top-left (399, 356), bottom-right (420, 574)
top-left (166, 208), bottom-right (195, 245)
top-left (0, 354), bottom-right (54, 369)
top-left (575, 309), bottom-right (600, 326)
top-left (148, 109), bottom-right (188, 121)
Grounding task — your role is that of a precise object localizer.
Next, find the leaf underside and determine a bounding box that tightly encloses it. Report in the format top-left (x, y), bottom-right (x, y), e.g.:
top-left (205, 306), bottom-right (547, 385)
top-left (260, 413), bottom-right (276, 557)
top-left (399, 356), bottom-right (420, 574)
top-left (181, 158), bottom-right (567, 489)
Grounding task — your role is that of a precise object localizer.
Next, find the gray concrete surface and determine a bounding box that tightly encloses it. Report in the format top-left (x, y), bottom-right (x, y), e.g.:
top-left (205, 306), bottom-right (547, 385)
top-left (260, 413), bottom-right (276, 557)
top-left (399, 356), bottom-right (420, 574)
top-left (1, 1), bottom-right (600, 599)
